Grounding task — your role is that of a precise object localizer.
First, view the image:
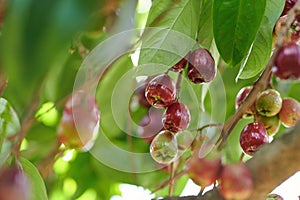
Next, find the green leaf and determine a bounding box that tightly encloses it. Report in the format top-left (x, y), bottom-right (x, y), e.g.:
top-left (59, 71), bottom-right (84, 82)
top-left (197, 0), bottom-right (213, 49)
top-left (213, 0), bottom-right (266, 66)
top-left (237, 0), bottom-right (285, 79)
top-left (139, 0), bottom-right (200, 68)
top-left (1, 0), bottom-right (99, 115)
top-left (0, 98), bottom-right (20, 166)
top-left (19, 157), bottom-right (48, 200)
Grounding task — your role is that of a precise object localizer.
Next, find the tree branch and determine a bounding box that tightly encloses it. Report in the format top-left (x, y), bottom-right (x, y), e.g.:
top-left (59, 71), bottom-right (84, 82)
top-left (160, 121), bottom-right (300, 200)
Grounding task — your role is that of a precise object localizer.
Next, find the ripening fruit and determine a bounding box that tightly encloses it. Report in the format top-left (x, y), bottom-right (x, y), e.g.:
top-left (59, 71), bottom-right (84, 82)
top-left (256, 114), bottom-right (281, 136)
top-left (256, 89), bottom-right (282, 117)
top-left (162, 102), bottom-right (190, 133)
top-left (0, 165), bottom-right (30, 200)
top-left (187, 48), bottom-right (215, 84)
top-left (240, 122), bottom-right (269, 156)
top-left (58, 90), bottom-right (100, 151)
top-left (171, 53), bottom-right (189, 72)
top-left (137, 108), bottom-right (164, 143)
top-left (150, 130), bottom-right (178, 164)
top-left (279, 98), bottom-right (300, 127)
top-left (134, 81), bottom-right (151, 108)
top-left (186, 150), bottom-right (222, 188)
top-left (273, 42), bottom-right (300, 80)
top-left (219, 163), bottom-right (253, 200)
top-left (145, 74), bottom-right (176, 108)
top-left (281, 0), bottom-right (298, 16)
top-left (266, 193), bottom-right (284, 200)
top-left (235, 86), bottom-right (254, 118)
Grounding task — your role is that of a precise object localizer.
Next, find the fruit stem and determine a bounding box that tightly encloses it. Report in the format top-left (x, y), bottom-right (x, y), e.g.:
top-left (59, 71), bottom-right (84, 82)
top-left (169, 162), bottom-right (175, 196)
top-left (239, 153), bottom-right (245, 162)
top-left (0, 73), bottom-right (7, 97)
top-left (176, 71), bottom-right (183, 99)
top-left (217, 3), bottom-right (300, 150)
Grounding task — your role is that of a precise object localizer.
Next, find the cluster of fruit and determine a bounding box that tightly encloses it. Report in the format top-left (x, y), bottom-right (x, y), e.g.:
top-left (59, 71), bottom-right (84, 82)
top-left (187, 149), bottom-right (253, 199)
top-left (134, 48), bottom-right (216, 164)
top-left (236, 87), bottom-right (300, 156)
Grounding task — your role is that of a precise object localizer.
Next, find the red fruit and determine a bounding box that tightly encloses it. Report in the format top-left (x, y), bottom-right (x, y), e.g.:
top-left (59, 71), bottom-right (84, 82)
top-left (0, 165), bottom-right (29, 200)
top-left (58, 90), bottom-right (100, 151)
top-left (291, 15), bottom-right (300, 42)
top-left (279, 98), bottom-right (300, 127)
top-left (137, 108), bottom-right (164, 143)
top-left (240, 122), bottom-right (269, 156)
top-left (281, 0), bottom-right (298, 16)
top-left (145, 74), bottom-right (176, 108)
top-left (171, 53), bottom-right (189, 72)
top-left (162, 102), bottom-right (190, 133)
top-left (219, 163), bottom-right (253, 199)
top-left (186, 150), bottom-right (222, 188)
top-left (187, 48), bottom-right (215, 84)
top-left (134, 77), bottom-right (153, 107)
top-left (235, 86), bottom-right (254, 118)
top-left (273, 42), bottom-right (300, 80)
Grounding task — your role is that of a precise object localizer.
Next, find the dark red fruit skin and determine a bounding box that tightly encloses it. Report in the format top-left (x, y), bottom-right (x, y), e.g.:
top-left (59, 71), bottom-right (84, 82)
top-left (281, 0), bottom-right (298, 16)
top-left (137, 108), bottom-right (164, 143)
top-left (240, 122), bottom-right (269, 156)
top-left (219, 163), bottom-right (253, 199)
top-left (133, 77), bottom-right (154, 108)
top-left (273, 42), bottom-right (300, 80)
top-left (235, 86), bottom-right (254, 118)
top-left (145, 74), bottom-right (176, 108)
top-left (266, 193), bottom-right (284, 200)
top-left (279, 98), bottom-right (300, 127)
top-left (0, 165), bottom-right (30, 200)
top-left (186, 151), bottom-right (222, 188)
top-left (171, 53), bottom-right (189, 72)
top-left (162, 102), bottom-right (190, 133)
top-left (187, 48), bottom-right (215, 84)
top-left (58, 90), bottom-right (100, 151)
top-left (135, 81), bottom-right (151, 108)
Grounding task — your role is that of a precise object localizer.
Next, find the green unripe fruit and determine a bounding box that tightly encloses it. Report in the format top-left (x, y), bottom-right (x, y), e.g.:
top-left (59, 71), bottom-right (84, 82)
top-left (256, 89), bottom-right (282, 117)
top-left (256, 114), bottom-right (281, 136)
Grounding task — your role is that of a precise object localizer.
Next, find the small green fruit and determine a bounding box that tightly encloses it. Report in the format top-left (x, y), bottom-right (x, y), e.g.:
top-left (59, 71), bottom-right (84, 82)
top-left (256, 89), bottom-right (282, 117)
top-left (256, 114), bottom-right (281, 136)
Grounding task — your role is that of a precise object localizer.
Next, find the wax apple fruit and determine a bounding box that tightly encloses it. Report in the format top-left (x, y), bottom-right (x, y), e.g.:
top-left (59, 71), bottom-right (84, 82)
top-left (273, 42), bottom-right (300, 80)
top-left (240, 122), bottom-right (269, 156)
top-left (281, 0), bottom-right (298, 16)
top-left (150, 130), bottom-right (178, 164)
top-left (256, 89), bottom-right (282, 117)
top-left (58, 90), bottom-right (100, 151)
top-left (171, 53), bottom-right (189, 72)
top-left (256, 115), bottom-right (281, 136)
top-left (145, 74), bottom-right (176, 108)
top-left (187, 48), bottom-right (215, 84)
top-left (186, 150), bottom-right (222, 188)
top-left (219, 163), bottom-right (253, 199)
top-left (162, 102), bottom-right (190, 133)
top-left (235, 86), bottom-right (254, 118)
top-left (279, 98), bottom-right (300, 127)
